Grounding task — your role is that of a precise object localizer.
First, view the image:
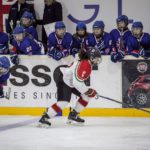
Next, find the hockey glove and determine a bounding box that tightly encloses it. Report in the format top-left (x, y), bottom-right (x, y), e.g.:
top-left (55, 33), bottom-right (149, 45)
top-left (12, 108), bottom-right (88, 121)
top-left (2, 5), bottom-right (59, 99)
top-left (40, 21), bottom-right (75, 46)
top-left (55, 49), bottom-right (70, 61)
top-left (10, 54), bottom-right (19, 65)
top-left (71, 48), bottom-right (79, 56)
top-left (116, 50), bottom-right (125, 62)
top-left (84, 88), bottom-right (97, 98)
top-left (140, 49), bottom-right (150, 59)
top-left (55, 51), bottom-right (63, 61)
top-left (47, 47), bottom-right (57, 58)
top-left (111, 52), bottom-right (117, 63)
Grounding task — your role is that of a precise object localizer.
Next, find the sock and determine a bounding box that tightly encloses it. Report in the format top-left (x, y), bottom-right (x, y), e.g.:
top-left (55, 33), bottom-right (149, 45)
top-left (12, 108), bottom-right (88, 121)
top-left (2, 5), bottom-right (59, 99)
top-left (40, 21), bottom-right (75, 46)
top-left (47, 101), bottom-right (68, 118)
top-left (74, 94), bottom-right (91, 113)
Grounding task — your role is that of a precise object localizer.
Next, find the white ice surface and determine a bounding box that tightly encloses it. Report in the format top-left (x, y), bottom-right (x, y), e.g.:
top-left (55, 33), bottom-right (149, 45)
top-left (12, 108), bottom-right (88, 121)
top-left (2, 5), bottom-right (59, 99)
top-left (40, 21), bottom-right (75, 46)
top-left (0, 116), bottom-right (150, 150)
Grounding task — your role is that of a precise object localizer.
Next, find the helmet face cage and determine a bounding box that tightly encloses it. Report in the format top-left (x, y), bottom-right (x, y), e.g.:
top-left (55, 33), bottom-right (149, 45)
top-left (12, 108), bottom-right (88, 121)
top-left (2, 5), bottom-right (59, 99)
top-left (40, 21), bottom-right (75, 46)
top-left (90, 56), bottom-right (102, 65)
top-left (87, 47), bottom-right (102, 65)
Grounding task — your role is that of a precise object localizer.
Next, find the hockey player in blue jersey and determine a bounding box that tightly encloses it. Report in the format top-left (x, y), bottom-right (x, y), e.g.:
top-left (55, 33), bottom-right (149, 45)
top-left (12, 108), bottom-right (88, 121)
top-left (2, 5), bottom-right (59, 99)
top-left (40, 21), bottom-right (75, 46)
top-left (21, 11), bottom-right (38, 40)
top-left (10, 26), bottom-right (43, 64)
top-left (86, 20), bottom-right (112, 55)
top-left (110, 15), bottom-right (131, 63)
top-left (127, 22), bottom-right (150, 59)
top-left (0, 56), bottom-right (10, 98)
top-left (72, 22), bottom-right (89, 50)
top-left (12, 26), bottom-right (42, 55)
top-left (47, 21), bottom-right (76, 61)
top-left (0, 31), bottom-right (9, 54)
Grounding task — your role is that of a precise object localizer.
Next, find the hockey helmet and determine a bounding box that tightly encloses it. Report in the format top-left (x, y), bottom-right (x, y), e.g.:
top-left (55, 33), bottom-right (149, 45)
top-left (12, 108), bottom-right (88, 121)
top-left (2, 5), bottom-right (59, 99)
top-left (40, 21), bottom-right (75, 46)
top-left (21, 11), bottom-right (34, 20)
top-left (87, 47), bottom-right (102, 64)
top-left (132, 21), bottom-right (143, 29)
top-left (116, 15), bottom-right (129, 25)
top-left (0, 56), bottom-right (10, 69)
top-left (13, 26), bottom-right (24, 34)
top-left (93, 21), bottom-right (105, 29)
top-left (55, 21), bottom-right (66, 29)
top-left (76, 22), bottom-right (87, 31)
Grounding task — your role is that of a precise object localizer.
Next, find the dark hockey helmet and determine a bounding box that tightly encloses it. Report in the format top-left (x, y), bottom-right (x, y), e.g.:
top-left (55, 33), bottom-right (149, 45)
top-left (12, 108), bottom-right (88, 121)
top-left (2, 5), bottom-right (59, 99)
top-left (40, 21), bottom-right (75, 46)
top-left (131, 21), bottom-right (143, 38)
top-left (87, 47), bottom-right (102, 64)
top-left (21, 11), bottom-right (34, 20)
top-left (13, 25), bottom-right (24, 35)
top-left (21, 11), bottom-right (34, 27)
top-left (76, 22), bottom-right (87, 31)
top-left (0, 56), bottom-right (10, 70)
top-left (93, 20), bottom-right (105, 29)
top-left (55, 21), bottom-right (66, 29)
top-left (116, 15), bottom-right (129, 25)
top-left (132, 21), bottom-right (143, 29)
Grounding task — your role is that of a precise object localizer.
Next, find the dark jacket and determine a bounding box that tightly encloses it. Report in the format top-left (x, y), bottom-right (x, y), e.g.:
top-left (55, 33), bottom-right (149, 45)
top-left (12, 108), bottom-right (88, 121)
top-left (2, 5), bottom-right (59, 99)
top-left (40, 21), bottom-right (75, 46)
top-left (37, 1), bottom-right (62, 45)
top-left (38, 1), bottom-right (62, 25)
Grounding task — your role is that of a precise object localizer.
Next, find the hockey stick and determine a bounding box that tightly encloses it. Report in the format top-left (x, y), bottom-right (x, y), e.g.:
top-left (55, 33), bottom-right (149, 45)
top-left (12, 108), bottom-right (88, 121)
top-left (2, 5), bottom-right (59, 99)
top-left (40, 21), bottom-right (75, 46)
top-left (97, 94), bottom-right (150, 114)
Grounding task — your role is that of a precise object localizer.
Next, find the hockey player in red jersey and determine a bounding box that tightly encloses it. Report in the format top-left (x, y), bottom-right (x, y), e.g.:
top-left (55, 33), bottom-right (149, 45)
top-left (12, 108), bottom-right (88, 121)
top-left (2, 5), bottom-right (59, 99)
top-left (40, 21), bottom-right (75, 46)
top-left (39, 47), bottom-right (102, 127)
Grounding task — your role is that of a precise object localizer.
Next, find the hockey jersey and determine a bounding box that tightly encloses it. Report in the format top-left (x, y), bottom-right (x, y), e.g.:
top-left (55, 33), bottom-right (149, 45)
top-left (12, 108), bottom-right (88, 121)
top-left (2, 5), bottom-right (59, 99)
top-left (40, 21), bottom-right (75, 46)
top-left (110, 28), bottom-right (131, 53)
top-left (48, 32), bottom-right (73, 51)
top-left (24, 26), bottom-right (38, 40)
top-left (72, 33), bottom-right (89, 49)
top-left (60, 59), bottom-right (92, 94)
top-left (0, 32), bottom-right (9, 54)
top-left (127, 33), bottom-right (150, 57)
top-left (0, 70), bottom-right (10, 84)
top-left (86, 32), bottom-right (112, 55)
top-left (12, 36), bottom-right (42, 55)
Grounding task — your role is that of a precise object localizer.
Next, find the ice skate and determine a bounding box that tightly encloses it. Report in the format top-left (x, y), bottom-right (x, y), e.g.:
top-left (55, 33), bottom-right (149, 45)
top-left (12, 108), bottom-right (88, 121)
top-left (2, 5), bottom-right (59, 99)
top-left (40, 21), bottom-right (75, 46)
top-left (38, 113), bottom-right (51, 128)
top-left (67, 109), bottom-right (85, 125)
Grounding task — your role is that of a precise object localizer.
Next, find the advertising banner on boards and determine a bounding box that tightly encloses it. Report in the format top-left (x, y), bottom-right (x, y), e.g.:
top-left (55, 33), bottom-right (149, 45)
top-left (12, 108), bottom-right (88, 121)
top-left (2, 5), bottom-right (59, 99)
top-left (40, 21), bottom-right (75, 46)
top-left (122, 60), bottom-right (150, 108)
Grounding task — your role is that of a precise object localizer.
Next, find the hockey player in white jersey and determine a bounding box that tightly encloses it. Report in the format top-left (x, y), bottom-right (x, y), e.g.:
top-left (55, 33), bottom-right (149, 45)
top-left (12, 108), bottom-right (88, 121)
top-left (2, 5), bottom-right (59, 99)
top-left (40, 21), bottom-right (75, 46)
top-left (39, 47), bottom-right (102, 127)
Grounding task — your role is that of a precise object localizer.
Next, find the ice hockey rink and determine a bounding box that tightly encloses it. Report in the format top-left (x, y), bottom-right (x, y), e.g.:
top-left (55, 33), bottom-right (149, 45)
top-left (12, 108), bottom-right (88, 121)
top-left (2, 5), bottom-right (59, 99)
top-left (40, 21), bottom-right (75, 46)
top-left (0, 116), bottom-right (150, 150)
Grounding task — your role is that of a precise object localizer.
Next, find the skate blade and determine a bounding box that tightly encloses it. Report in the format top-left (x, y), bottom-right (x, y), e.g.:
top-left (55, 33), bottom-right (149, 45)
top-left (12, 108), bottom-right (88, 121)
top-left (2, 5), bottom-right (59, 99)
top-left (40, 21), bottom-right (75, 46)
top-left (67, 120), bottom-right (84, 126)
top-left (37, 123), bottom-right (51, 128)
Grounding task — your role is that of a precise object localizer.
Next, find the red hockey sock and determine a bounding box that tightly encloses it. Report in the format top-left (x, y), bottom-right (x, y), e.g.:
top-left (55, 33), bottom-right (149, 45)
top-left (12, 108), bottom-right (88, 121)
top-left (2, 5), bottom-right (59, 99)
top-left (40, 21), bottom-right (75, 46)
top-left (74, 95), bottom-right (90, 113)
top-left (47, 101), bottom-right (68, 118)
